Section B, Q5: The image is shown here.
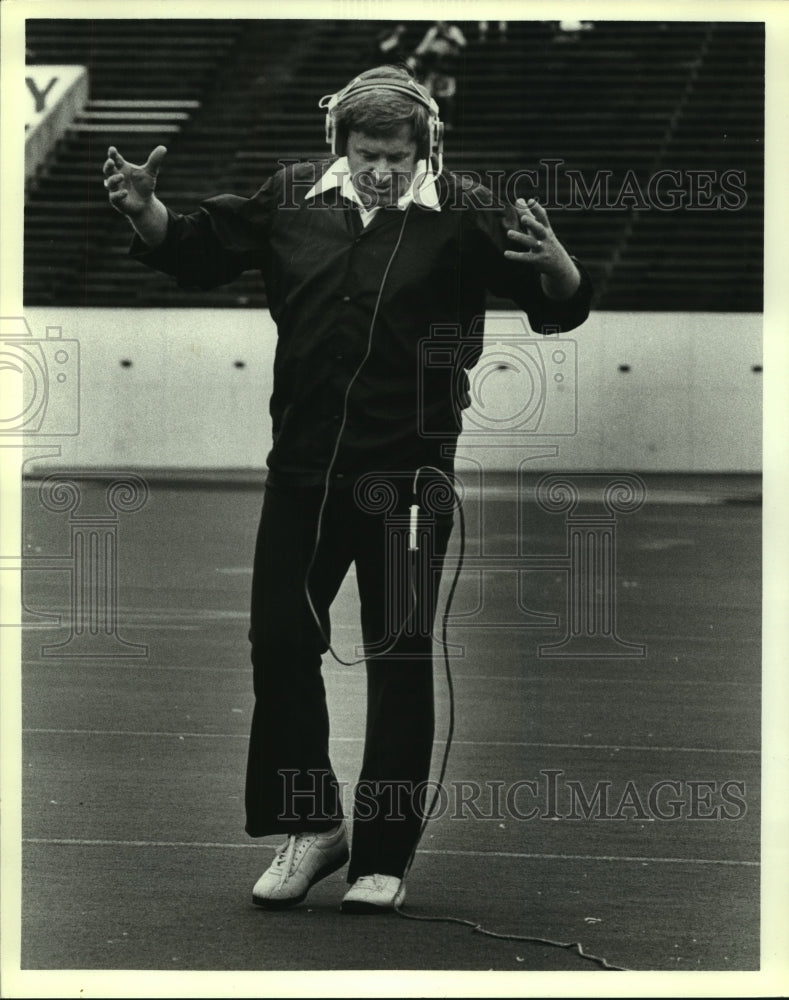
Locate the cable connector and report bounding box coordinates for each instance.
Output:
[408,504,420,551]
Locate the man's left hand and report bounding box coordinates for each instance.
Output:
[504,198,581,299]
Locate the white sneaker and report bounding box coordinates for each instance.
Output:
[252,823,349,909]
[340,874,406,914]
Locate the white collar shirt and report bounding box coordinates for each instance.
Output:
[304,157,441,226]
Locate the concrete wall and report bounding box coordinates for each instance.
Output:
[15,307,762,474]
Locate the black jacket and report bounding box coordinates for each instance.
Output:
[131,161,593,484]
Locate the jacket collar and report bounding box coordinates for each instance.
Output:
[304,157,441,213]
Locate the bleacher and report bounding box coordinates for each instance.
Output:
[24,19,763,311]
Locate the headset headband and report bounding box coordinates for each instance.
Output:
[319,75,444,173]
[319,76,440,117]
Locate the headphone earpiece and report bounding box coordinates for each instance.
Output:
[326,115,346,157]
[431,119,444,167]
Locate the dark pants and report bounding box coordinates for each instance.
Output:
[244,470,454,881]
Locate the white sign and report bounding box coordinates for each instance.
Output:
[24,65,88,179]
[25,65,87,137]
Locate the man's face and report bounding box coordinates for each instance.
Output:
[346,125,419,209]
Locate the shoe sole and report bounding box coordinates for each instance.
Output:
[340,887,406,915]
[252,846,349,910]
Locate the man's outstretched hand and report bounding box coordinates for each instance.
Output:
[102,145,167,217]
[504,197,581,300]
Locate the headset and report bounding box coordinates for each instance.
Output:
[319,73,445,174]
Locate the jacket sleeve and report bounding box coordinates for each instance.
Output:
[461,180,593,334]
[128,171,280,291]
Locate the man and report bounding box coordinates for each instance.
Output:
[409,20,467,129]
[102,64,592,914]
[371,22,410,68]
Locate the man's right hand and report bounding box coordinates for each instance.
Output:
[102,145,167,217]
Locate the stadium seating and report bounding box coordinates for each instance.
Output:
[24,19,763,311]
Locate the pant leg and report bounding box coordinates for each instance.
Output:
[244,479,353,836]
[346,473,455,880]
